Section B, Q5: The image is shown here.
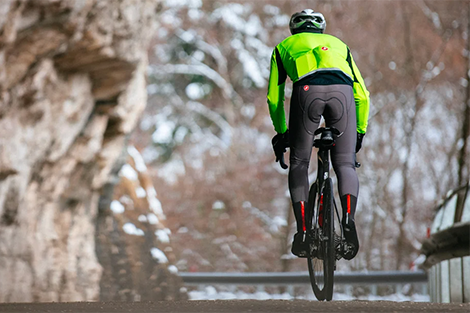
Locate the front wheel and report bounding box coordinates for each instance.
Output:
[307,178,335,301]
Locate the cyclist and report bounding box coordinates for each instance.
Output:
[268,9,370,260]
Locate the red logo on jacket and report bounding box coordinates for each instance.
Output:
[303,85,309,91]
[322,47,328,50]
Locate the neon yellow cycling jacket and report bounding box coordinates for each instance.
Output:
[267,32,370,134]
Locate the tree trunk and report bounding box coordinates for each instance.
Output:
[455,3,470,223]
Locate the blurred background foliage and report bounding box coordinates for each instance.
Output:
[130,0,469,274]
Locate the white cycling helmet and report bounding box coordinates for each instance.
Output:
[289,9,326,34]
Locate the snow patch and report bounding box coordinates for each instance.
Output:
[135,187,147,198]
[168,265,178,274]
[151,247,169,263]
[147,213,159,225]
[186,82,206,100]
[119,164,138,181]
[152,120,176,144]
[155,229,171,243]
[212,200,225,210]
[127,146,147,172]
[148,197,165,218]
[188,286,430,301]
[123,223,145,236]
[110,200,125,214]
[138,215,148,223]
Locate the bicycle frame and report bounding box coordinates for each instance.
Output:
[307,127,342,301]
[311,128,341,232]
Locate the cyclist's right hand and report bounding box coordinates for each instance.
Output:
[272,130,289,169]
[356,132,365,153]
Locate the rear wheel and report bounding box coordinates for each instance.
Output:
[323,178,336,300]
[307,179,335,301]
[306,182,324,300]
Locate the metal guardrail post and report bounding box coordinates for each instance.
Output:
[420,222,470,270]
[419,182,470,303]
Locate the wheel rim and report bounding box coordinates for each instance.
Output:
[307,228,327,300]
[312,257,325,289]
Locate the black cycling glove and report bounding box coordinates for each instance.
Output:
[272,130,290,162]
[356,132,365,153]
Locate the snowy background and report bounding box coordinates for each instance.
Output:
[113,0,469,299]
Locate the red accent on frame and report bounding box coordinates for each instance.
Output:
[301,201,306,232]
[347,194,351,214]
[303,85,309,91]
[319,195,324,227]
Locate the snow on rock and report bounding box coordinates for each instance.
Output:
[119,164,139,181]
[127,145,148,172]
[110,200,125,214]
[168,265,178,274]
[155,229,171,243]
[151,247,169,263]
[135,187,147,198]
[119,195,134,206]
[122,223,145,236]
[147,213,159,225]
[100,125,181,300]
[212,200,225,210]
[147,187,166,219]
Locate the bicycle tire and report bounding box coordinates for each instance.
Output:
[307,181,325,300]
[323,178,335,300]
[307,179,335,301]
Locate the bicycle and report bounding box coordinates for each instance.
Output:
[278,126,359,301]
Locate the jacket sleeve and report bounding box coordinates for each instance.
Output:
[267,47,288,134]
[347,48,370,134]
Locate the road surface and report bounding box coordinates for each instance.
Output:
[0,300,469,313]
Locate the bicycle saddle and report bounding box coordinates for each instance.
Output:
[314,127,341,136]
[314,127,341,147]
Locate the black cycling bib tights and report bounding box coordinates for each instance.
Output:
[288,84,359,204]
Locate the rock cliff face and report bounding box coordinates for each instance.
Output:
[0,0,179,302]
